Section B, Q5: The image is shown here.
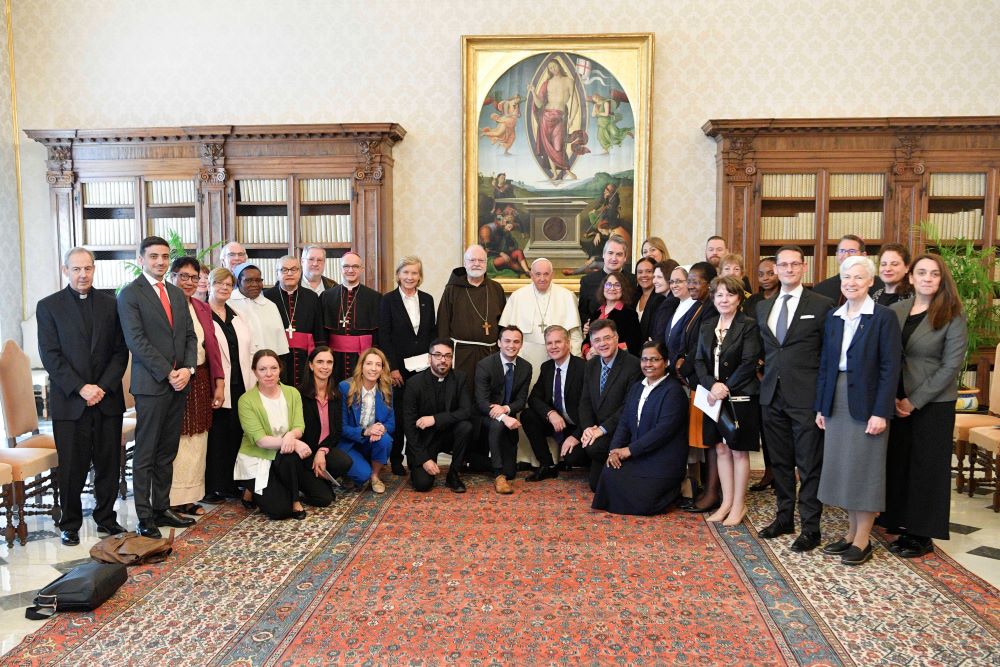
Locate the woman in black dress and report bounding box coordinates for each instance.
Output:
[634,257,665,342]
[299,346,354,489]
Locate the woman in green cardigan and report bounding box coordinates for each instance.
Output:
[236,349,333,520]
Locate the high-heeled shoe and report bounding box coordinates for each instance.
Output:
[722,507,747,527]
[706,507,730,522]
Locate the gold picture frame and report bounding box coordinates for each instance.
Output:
[463,33,654,292]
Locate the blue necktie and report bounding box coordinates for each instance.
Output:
[600,363,610,394]
[775,294,792,345]
[553,366,566,443]
[503,362,514,403]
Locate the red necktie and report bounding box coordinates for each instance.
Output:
[156,282,174,327]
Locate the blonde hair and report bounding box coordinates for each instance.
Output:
[720,253,744,271]
[395,255,423,287]
[641,237,670,260]
[209,267,235,286]
[346,348,393,407]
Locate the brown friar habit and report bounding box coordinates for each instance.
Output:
[321,282,381,381]
[263,284,326,387]
[436,267,506,395]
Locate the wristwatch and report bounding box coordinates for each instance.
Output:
[188,367,196,375]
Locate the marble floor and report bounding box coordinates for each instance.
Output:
[1,453,998,658]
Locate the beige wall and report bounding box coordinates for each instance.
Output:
[11,0,1000,312]
[0,2,21,343]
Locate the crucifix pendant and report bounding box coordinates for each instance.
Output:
[286,325,295,337]
[482,321,491,336]
[539,321,547,332]
[340,316,351,328]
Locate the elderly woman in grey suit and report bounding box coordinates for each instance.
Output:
[814,255,901,566]
[878,253,966,558]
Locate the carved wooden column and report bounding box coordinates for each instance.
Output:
[197,141,227,261]
[719,134,757,281]
[45,143,76,267]
[889,134,925,249]
[353,138,391,289]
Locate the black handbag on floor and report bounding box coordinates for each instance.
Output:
[25,561,128,620]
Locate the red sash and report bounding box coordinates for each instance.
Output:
[287,331,315,355]
[329,334,373,354]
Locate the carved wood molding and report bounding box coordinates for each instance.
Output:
[198,166,227,183]
[354,140,385,184]
[200,142,224,166]
[25,124,406,146]
[46,170,74,187]
[703,116,1000,136]
[721,134,757,182]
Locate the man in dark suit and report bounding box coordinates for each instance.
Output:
[380,259,436,476]
[522,325,587,481]
[475,325,532,494]
[37,248,130,545]
[117,236,198,538]
[756,245,834,552]
[263,255,326,387]
[404,339,474,493]
[577,235,637,326]
[812,235,884,303]
[571,319,643,491]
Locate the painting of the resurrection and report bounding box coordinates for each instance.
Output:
[476,51,636,280]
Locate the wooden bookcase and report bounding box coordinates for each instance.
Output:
[702,117,1000,287]
[25,124,406,290]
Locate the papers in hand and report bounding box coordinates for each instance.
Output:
[318,468,342,487]
[403,354,430,373]
[694,385,722,422]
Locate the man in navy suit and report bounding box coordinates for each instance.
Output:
[475,325,532,494]
[37,248,130,545]
[756,245,834,552]
[521,325,587,481]
[117,236,198,538]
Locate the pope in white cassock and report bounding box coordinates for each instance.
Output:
[499,258,583,384]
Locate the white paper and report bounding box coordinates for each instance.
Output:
[403,354,430,373]
[318,468,342,487]
[694,385,723,423]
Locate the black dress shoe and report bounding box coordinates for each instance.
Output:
[790,532,822,552]
[445,472,467,493]
[841,542,873,566]
[683,498,720,514]
[822,538,851,555]
[291,510,307,521]
[526,466,559,482]
[391,462,407,476]
[60,530,80,546]
[155,508,195,528]
[749,476,774,492]
[137,520,162,539]
[676,497,696,510]
[96,521,127,536]
[888,534,917,554]
[758,521,795,539]
[201,492,227,504]
[897,538,933,559]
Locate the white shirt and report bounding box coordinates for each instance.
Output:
[767,284,804,338]
[229,290,290,355]
[637,375,668,420]
[834,296,875,371]
[670,297,695,330]
[359,386,377,429]
[399,288,420,334]
[551,356,572,422]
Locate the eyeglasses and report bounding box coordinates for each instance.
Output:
[213,282,234,290]
[172,272,199,283]
[342,264,362,271]
[640,356,663,363]
[278,267,301,275]
[604,282,622,290]
[776,262,804,270]
[686,278,705,285]
[241,277,264,285]
[429,352,453,360]
[837,248,862,256]
[668,279,685,286]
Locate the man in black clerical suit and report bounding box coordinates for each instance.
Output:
[756,245,834,553]
[404,339,474,494]
[117,236,198,538]
[577,235,637,326]
[320,251,381,381]
[521,325,587,482]
[811,235,884,304]
[475,325,532,494]
[263,255,326,387]
[37,248,130,546]
[571,319,643,492]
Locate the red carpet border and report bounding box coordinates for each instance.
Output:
[2,473,997,666]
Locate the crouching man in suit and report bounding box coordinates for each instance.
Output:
[475,325,532,494]
[404,339,475,493]
[521,325,587,481]
[37,247,130,545]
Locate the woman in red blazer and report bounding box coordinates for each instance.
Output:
[168,257,225,516]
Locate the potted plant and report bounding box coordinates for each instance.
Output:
[118,230,220,294]
[922,222,1000,411]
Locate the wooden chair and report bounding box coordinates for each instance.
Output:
[953,342,1000,492]
[0,340,61,528]
[0,462,13,547]
[968,426,1000,512]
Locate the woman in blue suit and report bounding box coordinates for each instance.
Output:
[338,347,395,493]
[814,256,901,566]
[592,340,690,515]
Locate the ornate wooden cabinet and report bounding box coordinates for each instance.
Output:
[25,123,406,290]
[703,117,1000,287]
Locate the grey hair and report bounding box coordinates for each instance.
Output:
[395,255,423,286]
[840,255,875,280]
[300,244,326,257]
[63,246,95,266]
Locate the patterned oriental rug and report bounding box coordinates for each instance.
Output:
[3,473,998,666]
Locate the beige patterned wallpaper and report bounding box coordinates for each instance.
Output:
[0,3,21,344]
[10,0,1000,312]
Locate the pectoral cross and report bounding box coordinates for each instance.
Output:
[482,321,491,336]
[285,325,295,337]
[340,316,351,328]
[539,320,547,332]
